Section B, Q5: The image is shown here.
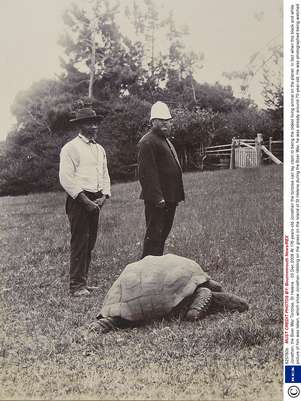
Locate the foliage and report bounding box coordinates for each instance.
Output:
[97,95,151,180]
[225,107,275,141]
[0,79,75,195]
[165,80,253,112]
[171,106,228,148]
[0,1,282,196]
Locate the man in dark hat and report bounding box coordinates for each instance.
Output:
[59,108,111,297]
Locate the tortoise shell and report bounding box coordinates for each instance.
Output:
[99,254,210,321]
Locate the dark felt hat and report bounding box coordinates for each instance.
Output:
[70,108,103,124]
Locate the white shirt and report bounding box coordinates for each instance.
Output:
[59,134,111,199]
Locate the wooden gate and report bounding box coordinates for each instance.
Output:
[235,147,257,168]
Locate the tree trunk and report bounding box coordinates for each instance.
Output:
[151,23,155,76]
[88,27,96,98]
[190,74,197,104]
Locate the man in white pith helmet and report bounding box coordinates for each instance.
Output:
[137,101,185,258]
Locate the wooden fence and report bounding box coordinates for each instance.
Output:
[203,134,283,170]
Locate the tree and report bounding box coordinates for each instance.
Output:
[261,46,283,139]
[0,79,77,195]
[98,95,151,179]
[59,0,136,99]
[169,106,228,170]
[164,11,204,105]
[124,0,168,101]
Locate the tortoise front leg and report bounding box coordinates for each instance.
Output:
[185,287,213,321]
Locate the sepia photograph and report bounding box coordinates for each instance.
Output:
[0,0,283,400]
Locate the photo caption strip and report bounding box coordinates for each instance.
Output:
[284,1,301,400]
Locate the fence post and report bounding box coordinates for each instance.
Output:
[269,136,272,153]
[230,137,236,169]
[255,133,263,167]
[269,137,272,164]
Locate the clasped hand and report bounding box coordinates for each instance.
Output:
[95,197,106,209]
[77,192,106,213]
[85,198,106,213]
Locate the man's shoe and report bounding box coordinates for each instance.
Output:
[86,286,99,292]
[71,288,91,297]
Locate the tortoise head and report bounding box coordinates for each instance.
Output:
[210,292,249,313]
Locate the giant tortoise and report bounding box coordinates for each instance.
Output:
[89,254,249,333]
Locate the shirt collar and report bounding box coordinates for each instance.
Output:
[78,133,96,144]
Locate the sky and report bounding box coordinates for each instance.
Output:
[0,0,282,141]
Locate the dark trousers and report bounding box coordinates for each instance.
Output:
[66,193,100,292]
[142,201,177,258]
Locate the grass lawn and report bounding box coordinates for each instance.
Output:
[0,165,282,400]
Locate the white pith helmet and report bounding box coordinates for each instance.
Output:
[150,101,172,121]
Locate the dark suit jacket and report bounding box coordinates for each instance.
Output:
[137,130,185,203]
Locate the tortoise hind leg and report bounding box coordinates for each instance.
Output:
[89,317,127,334]
[209,292,249,314]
